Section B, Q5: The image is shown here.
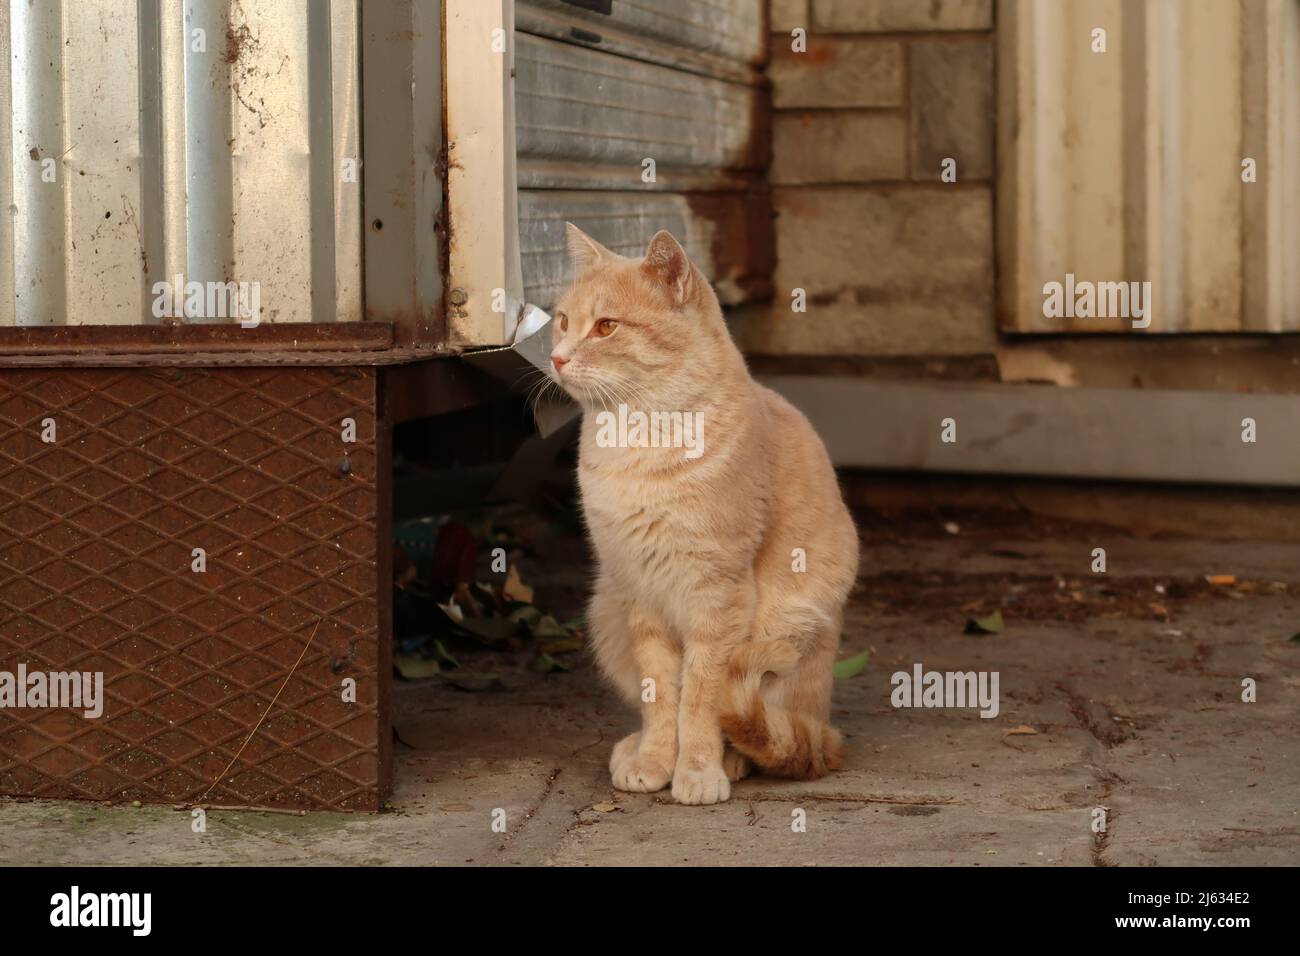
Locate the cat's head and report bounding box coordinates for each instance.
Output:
[549,223,722,408]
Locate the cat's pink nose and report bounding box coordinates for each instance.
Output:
[551,354,568,373]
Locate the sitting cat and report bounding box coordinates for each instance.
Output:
[549,224,859,805]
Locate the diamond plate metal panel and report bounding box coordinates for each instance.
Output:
[0,366,390,811]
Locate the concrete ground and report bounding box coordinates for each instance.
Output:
[3,514,1298,866]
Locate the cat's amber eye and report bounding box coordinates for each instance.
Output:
[556,312,568,333]
[592,318,619,338]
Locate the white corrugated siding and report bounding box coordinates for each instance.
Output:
[998,0,1299,333]
[513,0,771,312]
[0,0,361,327]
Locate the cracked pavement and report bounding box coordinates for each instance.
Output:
[3,522,1298,866]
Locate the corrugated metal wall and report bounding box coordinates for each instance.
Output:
[998,0,1300,333]
[513,0,773,311]
[0,0,361,328]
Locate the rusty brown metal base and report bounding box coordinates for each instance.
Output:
[0,366,392,811]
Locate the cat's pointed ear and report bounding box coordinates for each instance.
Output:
[641,230,694,307]
[565,222,613,271]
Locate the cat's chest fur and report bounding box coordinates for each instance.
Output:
[576,425,749,622]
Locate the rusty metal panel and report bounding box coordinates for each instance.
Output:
[0,0,362,328]
[0,365,390,811]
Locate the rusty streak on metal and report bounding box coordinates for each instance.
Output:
[0,322,395,357]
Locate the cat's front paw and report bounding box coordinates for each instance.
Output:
[671,764,731,805]
[611,752,673,793]
[608,754,670,790]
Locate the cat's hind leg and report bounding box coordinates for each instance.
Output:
[719,635,845,780]
[722,747,753,782]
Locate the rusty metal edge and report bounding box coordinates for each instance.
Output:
[0,322,395,356]
[0,347,462,368]
[376,367,395,808]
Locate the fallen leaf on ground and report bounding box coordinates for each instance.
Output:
[455,615,517,644]
[507,604,542,627]
[442,672,505,692]
[503,565,535,603]
[964,611,1005,635]
[1004,725,1039,736]
[538,635,586,654]
[531,652,569,673]
[395,656,441,679]
[591,802,620,813]
[431,639,460,668]
[532,615,568,640]
[833,648,871,679]
[1205,574,1237,586]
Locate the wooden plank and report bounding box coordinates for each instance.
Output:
[1242,0,1300,331]
[361,0,445,348]
[1181,0,1242,331]
[445,0,520,348]
[763,375,1300,487]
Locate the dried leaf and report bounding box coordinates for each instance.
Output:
[503,565,535,603]
[532,615,568,641]
[456,615,517,644]
[395,655,441,680]
[431,639,460,669]
[1205,574,1237,586]
[538,635,586,654]
[833,648,871,679]
[1004,725,1039,736]
[964,611,1005,635]
[591,802,620,813]
[531,652,569,674]
[443,672,505,692]
[507,604,542,627]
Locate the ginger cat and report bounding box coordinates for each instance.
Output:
[549,224,859,805]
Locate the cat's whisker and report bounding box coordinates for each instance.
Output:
[590,368,650,411]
